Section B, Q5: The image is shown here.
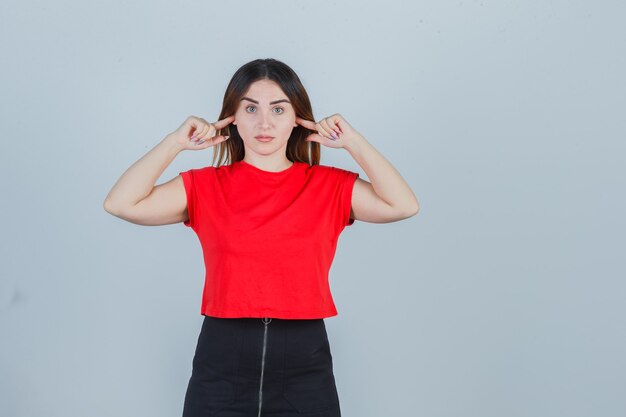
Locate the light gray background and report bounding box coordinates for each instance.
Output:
[1,1,625,416]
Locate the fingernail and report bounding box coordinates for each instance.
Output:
[330,132,339,140]
[224,136,230,139]
[190,135,196,140]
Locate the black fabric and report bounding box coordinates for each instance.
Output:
[182,315,342,417]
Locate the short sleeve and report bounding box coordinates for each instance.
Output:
[179,169,196,228]
[337,168,360,227]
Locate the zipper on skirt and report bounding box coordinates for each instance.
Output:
[258,317,272,417]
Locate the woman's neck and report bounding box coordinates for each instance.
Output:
[241,156,293,173]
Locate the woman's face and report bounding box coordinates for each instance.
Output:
[233,79,298,159]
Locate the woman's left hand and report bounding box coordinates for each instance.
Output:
[296,114,362,149]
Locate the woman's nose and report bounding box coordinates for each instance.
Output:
[257,110,272,128]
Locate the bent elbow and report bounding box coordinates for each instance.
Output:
[404,197,420,216]
[103,198,122,216]
[401,201,420,219]
[389,199,420,222]
[103,198,114,214]
[405,205,420,218]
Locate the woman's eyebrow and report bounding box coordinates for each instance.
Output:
[241,97,291,105]
[270,99,291,105]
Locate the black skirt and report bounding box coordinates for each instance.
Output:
[182,315,342,417]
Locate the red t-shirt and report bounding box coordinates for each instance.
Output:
[179,159,359,319]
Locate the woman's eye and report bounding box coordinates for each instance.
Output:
[273,107,284,114]
[246,106,256,113]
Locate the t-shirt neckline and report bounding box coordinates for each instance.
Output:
[239,160,298,175]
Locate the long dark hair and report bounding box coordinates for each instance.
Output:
[212,58,319,167]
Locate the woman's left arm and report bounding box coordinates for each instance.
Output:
[297,114,420,224]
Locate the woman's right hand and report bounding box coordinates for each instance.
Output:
[169,115,235,151]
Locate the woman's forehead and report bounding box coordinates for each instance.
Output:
[243,79,288,102]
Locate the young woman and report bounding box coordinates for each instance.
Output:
[104,58,419,417]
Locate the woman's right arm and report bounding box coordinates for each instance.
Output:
[103,115,234,226]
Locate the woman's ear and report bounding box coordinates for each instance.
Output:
[232,118,237,126]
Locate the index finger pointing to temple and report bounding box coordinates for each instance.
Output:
[296,117,317,130]
[214,115,236,129]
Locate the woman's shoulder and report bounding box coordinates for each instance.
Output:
[310,162,338,171]
[310,163,356,176]
[179,165,220,183]
[191,163,239,174]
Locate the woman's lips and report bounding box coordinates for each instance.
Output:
[255,135,274,142]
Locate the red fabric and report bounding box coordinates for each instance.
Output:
[179,160,359,319]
